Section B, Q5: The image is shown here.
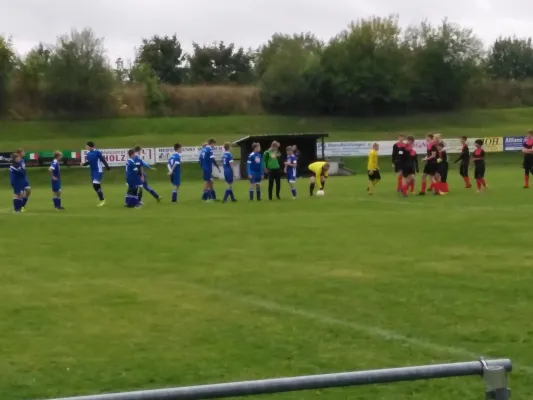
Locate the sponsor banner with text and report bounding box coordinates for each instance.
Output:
[482,137,503,153]
[81,148,156,167]
[504,136,525,151]
[155,146,225,164]
[0,152,12,168]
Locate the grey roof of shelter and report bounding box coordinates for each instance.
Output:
[232,133,328,146]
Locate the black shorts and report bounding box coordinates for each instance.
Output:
[459,162,469,177]
[394,162,403,173]
[402,167,414,178]
[368,170,381,181]
[474,163,485,179]
[423,163,437,176]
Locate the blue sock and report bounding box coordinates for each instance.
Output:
[22,197,28,207]
[125,195,131,207]
[97,189,104,201]
[230,190,235,201]
[138,189,143,202]
[53,198,60,208]
[256,189,261,201]
[249,190,254,200]
[148,186,159,199]
[58,198,62,208]
[211,190,217,200]
[172,190,178,203]
[292,188,297,197]
[223,189,230,202]
[132,195,139,207]
[204,190,212,200]
[13,199,19,211]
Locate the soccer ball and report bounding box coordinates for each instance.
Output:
[316,190,325,197]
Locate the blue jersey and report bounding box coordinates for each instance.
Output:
[247,152,263,175]
[125,158,140,186]
[86,149,106,173]
[222,152,233,173]
[49,159,61,180]
[49,159,61,192]
[10,163,25,189]
[286,155,297,181]
[168,152,181,185]
[200,146,214,172]
[134,154,151,176]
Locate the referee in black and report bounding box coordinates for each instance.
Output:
[264,141,282,200]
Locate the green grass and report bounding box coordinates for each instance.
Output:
[1,165,532,400]
[1,107,533,150]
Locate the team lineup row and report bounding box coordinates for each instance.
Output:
[7,140,331,212]
[367,132,533,196]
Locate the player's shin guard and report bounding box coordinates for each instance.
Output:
[172,190,178,203]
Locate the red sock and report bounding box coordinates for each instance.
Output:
[525,175,529,187]
[421,181,427,193]
[476,179,482,190]
[429,182,435,191]
[397,175,402,190]
[402,184,410,195]
[444,182,449,192]
[463,176,471,187]
[434,182,440,194]
[481,178,487,187]
[409,181,415,192]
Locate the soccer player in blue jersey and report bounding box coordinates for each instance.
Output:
[10,153,26,213]
[284,146,298,199]
[247,142,264,201]
[49,151,65,210]
[15,148,31,210]
[125,149,143,208]
[222,142,236,203]
[200,138,220,201]
[134,145,160,204]
[83,141,110,206]
[167,143,182,203]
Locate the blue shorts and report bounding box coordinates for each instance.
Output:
[23,179,30,189]
[51,181,61,192]
[250,173,262,184]
[170,175,181,186]
[12,185,25,195]
[202,170,213,182]
[91,172,104,184]
[224,170,234,184]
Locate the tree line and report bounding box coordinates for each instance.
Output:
[2,16,533,119]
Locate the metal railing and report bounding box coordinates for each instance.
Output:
[41,358,511,400]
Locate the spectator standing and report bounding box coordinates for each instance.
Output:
[264,141,282,200]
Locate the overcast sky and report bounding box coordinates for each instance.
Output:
[2,0,532,63]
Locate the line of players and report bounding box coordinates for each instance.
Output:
[9,139,331,212]
[368,133,489,196]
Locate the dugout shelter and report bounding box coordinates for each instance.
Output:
[233,133,328,178]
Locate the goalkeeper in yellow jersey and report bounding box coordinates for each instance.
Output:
[367,143,381,194]
[308,161,330,196]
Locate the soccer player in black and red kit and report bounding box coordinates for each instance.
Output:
[392,135,405,192]
[455,136,472,188]
[400,136,418,197]
[436,142,449,194]
[472,139,487,192]
[419,134,439,195]
[522,131,533,188]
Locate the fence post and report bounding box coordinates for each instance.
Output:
[481,358,511,400]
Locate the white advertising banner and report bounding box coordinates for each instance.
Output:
[155,146,225,164]
[81,148,156,166]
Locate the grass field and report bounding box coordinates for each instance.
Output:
[1,164,532,400]
[1,107,533,149]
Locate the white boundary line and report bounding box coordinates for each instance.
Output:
[178,282,532,374]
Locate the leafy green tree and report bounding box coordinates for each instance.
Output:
[130,62,167,113]
[486,36,533,80]
[187,42,254,84]
[0,35,16,114]
[319,16,412,115]
[13,44,51,110]
[135,35,185,84]
[42,29,115,116]
[405,19,484,110]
